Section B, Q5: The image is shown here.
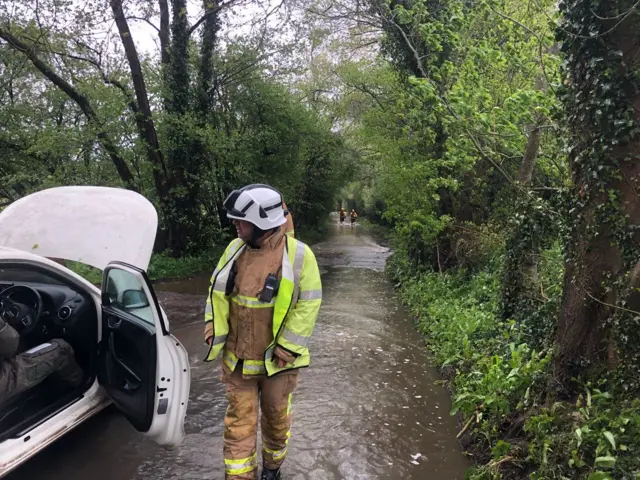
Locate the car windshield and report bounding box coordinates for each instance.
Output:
[0,265,65,285]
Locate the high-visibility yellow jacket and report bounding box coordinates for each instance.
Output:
[204,236,322,376]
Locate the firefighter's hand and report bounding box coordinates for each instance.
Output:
[274,346,296,368]
[205,336,213,346]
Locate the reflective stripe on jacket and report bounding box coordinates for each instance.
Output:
[204,236,322,376]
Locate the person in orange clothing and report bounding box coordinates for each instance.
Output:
[349,208,358,226]
[338,207,346,224]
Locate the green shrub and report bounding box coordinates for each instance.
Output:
[64,246,224,286]
[391,245,640,479]
[147,249,221,281]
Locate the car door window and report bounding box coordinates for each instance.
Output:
[104,268,154,325]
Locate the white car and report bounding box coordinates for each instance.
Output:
[0,186,191,477]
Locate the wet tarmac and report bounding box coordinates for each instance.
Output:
[7,222,468,479]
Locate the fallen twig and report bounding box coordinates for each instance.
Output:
[457,404,484,439]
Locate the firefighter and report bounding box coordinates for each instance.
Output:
[350,209,358,226]
[204,184,322,480]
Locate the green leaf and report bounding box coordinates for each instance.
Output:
[491,440,511,460]
[603,431,616,450]
[587,473,613,480]
[594,456,616,468]
[507,367,520,379]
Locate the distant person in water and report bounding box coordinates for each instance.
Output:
[350,209,358,226]
[339,207,346,225]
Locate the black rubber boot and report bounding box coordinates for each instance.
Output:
[260,468,281,480]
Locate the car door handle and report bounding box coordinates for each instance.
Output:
[108,333,142,386]
[107,316,122,329]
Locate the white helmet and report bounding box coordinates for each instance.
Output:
[223,184,287,230]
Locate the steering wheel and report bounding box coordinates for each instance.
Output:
[0,286,43,336]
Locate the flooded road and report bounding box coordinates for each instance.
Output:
[8,223,468,479]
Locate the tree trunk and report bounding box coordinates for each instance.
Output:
[110,0,168,193]
[160,0,205,255]
[110,0,192,254]
[196,0,220,120]
[169,0,190,115]
[0,27,136,189]
[553,0,640,394]
[518,125,541,184]
[518,76,546,185]
[515,123,542,293]
[500,73,546,322]
[500,143,543,322]
[159,0,170,66]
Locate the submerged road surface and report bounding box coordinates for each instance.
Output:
[8,222,468,479]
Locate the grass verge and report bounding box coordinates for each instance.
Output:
[386,250,640,480]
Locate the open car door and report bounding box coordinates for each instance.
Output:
[98,262,190,448]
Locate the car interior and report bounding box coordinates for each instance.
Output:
[0,263,97,441]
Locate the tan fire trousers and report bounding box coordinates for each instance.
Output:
[224,364,299,479]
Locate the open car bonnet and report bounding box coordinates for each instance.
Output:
[0,186,158,271]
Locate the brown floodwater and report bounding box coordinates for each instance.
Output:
[7,221,468,479]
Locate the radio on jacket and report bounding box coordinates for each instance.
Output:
[259,273,279,303]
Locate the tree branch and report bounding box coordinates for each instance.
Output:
[126,16,161,33]
[189,5,223,35]
[338,76,387,109]
[188,0,238,35]
[386,16,428,78]
[0,27,137,189]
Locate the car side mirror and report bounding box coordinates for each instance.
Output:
[121,289,150,309]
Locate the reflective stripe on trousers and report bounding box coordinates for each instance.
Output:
[225,453,257,476]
